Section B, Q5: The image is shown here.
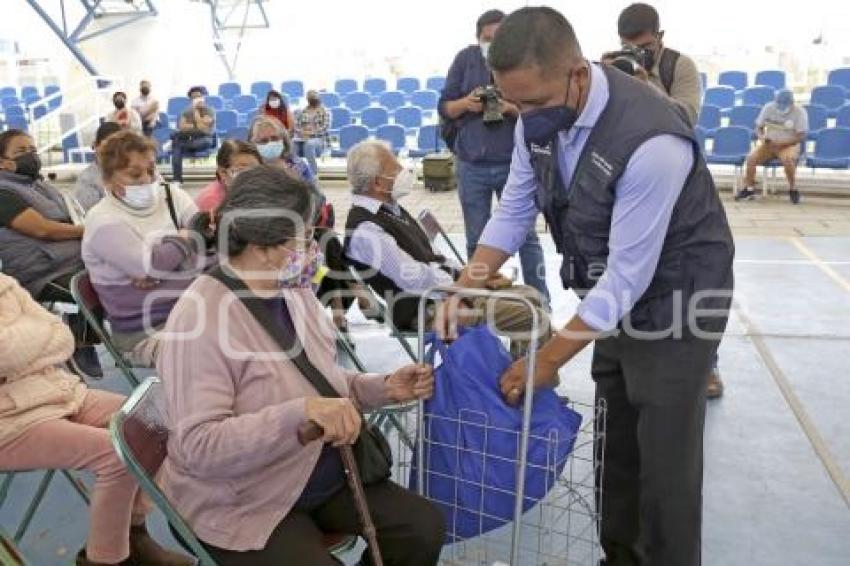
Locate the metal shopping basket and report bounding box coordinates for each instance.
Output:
[380,287,606,566]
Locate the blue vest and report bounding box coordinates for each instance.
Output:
[530,67,734,331]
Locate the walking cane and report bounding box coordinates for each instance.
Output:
[298,422,384,566]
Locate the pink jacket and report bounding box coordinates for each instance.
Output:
[156,274,389,551]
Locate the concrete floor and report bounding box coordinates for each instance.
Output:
[2,190,849,564]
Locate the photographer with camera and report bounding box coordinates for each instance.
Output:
[606,3,702,126]
[438,9,549,303]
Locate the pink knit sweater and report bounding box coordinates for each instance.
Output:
[0,274,87,447]
[156,274,390,551]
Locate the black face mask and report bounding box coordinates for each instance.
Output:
[12,152,42,180]
[114,99,126,110]
[140,87,151,96]
[307,97,320,107]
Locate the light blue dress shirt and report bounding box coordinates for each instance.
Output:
[479,63,695,332]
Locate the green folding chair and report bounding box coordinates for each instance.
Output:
[111,377,356,566]
[0,468,90,545]
[416,209,466,267]
[0,528,25,565]
[70,271,141,388]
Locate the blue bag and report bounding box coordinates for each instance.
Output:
[411,325,583,541]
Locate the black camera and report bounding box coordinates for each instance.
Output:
[607,45,653,76]
[478,85,504,124]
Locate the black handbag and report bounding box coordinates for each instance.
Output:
[207,266,393,485]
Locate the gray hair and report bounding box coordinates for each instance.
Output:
[346,140,391,195]
[249,115,294,157]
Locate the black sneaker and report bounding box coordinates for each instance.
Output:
[69,346,104,379]
[790,189,801,204]
[734,188,756,201]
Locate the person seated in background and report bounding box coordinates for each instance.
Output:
[0,273,193,566]
[107,91,143,135]
[343,141,549,355]
[261,89,294,134]
[171,86,216,184]
[736,89,808,204]
[250,115,319,186]
[131,79,161,137]
[83,131,202,367]
[294,90,331,176]
[195,139,262,214]
[0,129,102,378]
[160,165,444,565]
[74,121,122,212]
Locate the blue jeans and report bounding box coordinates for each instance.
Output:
[456,159,549,303]
[170,134,215,182]
[301,138,326,175]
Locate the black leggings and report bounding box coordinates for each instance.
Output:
[186,481,445,566]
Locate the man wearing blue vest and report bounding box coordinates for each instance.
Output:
[438,7,734,565]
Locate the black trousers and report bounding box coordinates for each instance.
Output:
[593,328,723,566]
[201,481,445,566]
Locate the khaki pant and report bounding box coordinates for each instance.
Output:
[419,284,551,358]
[744,141,800,187]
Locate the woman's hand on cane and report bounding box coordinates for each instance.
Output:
[304,397,361,446]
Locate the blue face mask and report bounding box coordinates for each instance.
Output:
[258,140,284,161]
[521,72,580,147]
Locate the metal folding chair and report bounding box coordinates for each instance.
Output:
[417,209,465,267]
[70,271,141,388]
[111,377,355,566]
[0,468,90,545]
[0,528,25,565]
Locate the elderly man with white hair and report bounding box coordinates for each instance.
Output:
[342,140,549,356]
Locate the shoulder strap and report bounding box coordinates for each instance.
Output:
[162,183,180,230]
[207,266,341,399]
[658,48,680,95]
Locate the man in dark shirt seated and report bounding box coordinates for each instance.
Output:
[0,129,102,377]
[171,86,217,183]
[342,140,549,356]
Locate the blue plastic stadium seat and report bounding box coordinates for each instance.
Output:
[697,104,722,135]
[0,86,16,98]
[329,106,353,135]
[231,94,259,114]
[167,96,191,120]
[410,90,438,113]
[826,67,850,95]
[281,80,304,104]
[250,81,274,101]
[803,104,828,140]
[741,86,775,107]
[7,116,28,132]
[225,126,249,141]
[728,105,762,136]
[20,86,39,100]
[360,106,390,131]
[343,91,371,113]
[376,124,406,154]
[334,79,358,96]
[396,77,420,95]
[409,124,446,157]
[319,92,342,109]
[393,106,423,133]
[378,91,406,111]
[705,126,751,166]
[806,127,850,169]
[364,78,387,98]
[151,128,173,161]
[205,95,224,111]
[693,125,707,155]
[703,87,735,113]
[1,96,21,110]
[810,85,846,117]
[426,76,446,92]
[331,124,369,157]
[718,70,748,92]
[835,105,850,128]
[218,82,241,100]
[215,110,238,135]
[4,105,26,120]
[699,72,707,92]
[754,70,786,91]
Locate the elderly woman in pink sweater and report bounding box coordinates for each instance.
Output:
[157,165,445,565]
[0,273,191,566]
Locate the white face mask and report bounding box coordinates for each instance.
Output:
[268,98,281,109]
[480,41,491,60]
[388,168,415,200]
[122,182,157,210]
